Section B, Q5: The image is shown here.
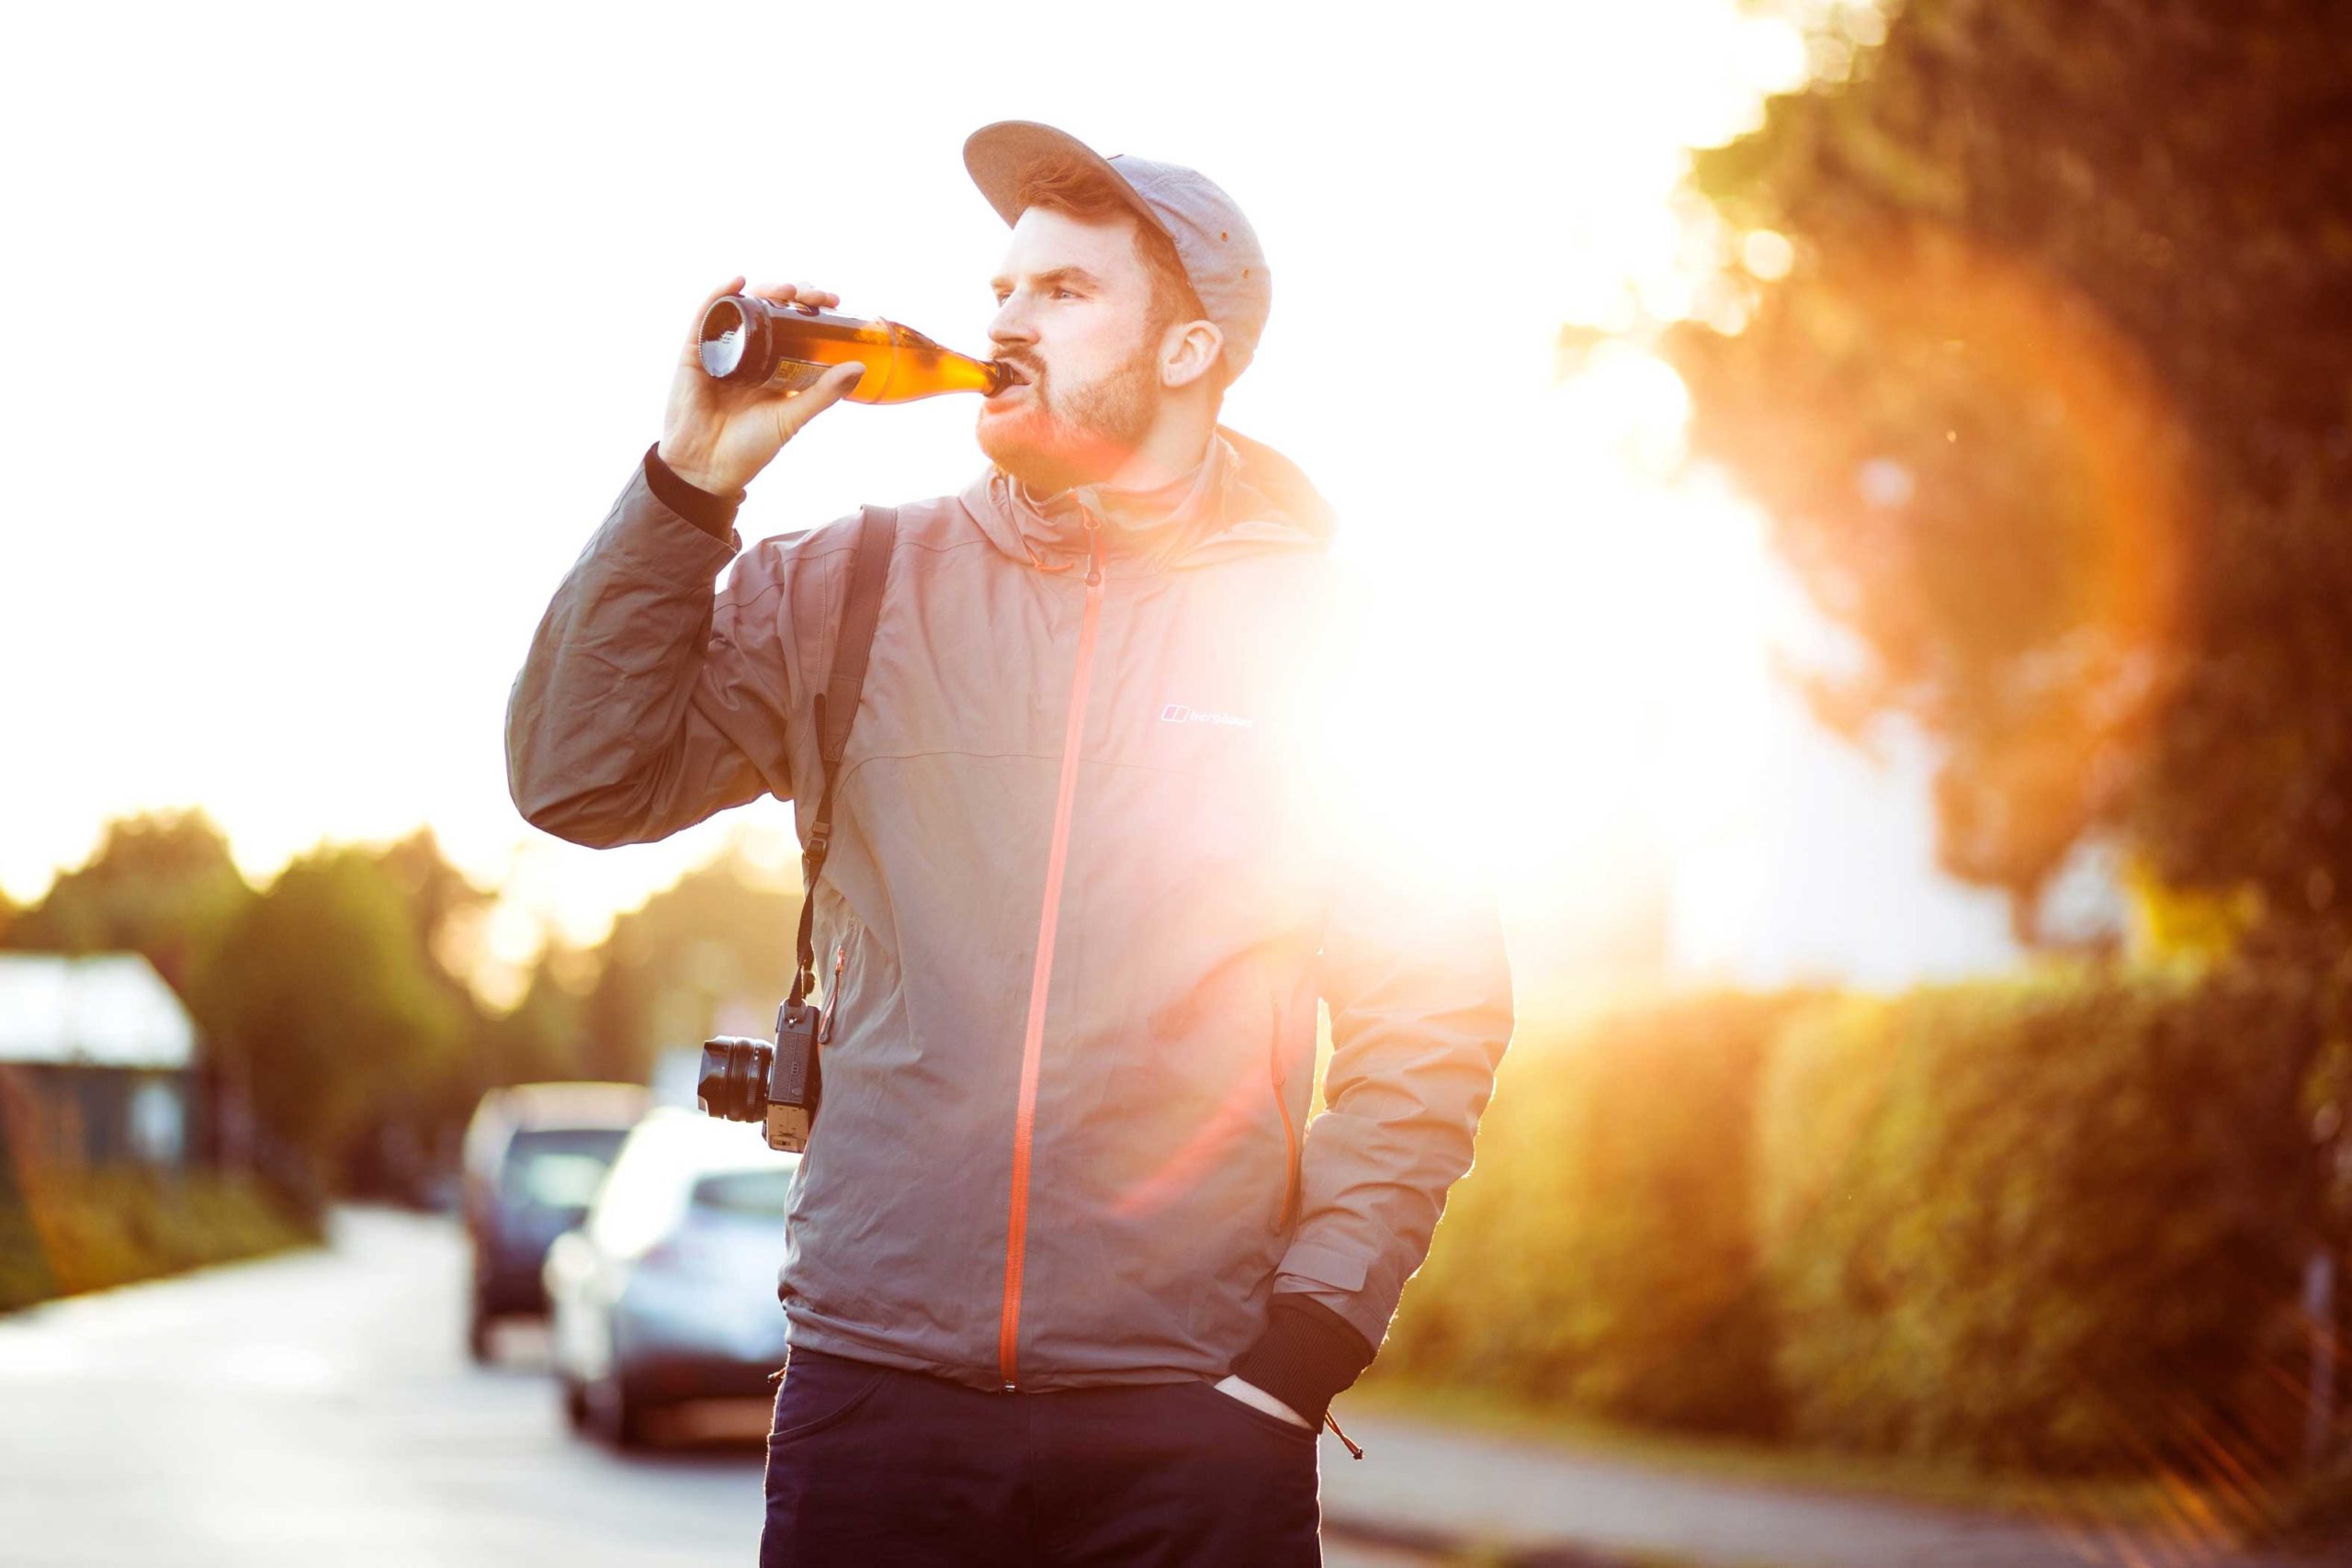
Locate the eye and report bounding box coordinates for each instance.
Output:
[1052,288,1078,299]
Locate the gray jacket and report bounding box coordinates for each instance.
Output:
[505,427,1513,1414]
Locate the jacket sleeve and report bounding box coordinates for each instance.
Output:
[1234,592,1516,1426]
[504,452,806,848]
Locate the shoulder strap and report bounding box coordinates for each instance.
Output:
[789,504,899,1007]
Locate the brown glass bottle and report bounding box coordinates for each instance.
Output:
[697,295,1011,402]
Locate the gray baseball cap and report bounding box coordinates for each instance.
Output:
[963,120,1272,384]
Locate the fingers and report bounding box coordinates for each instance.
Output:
[775,361,868,438]
[749,280,841,316]
[690,275,747,332]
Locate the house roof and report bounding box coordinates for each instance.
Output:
[0,953,197,1070]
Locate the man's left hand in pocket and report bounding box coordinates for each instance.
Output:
[1211,1372,1314,1428]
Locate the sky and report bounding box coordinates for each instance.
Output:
[0,0,2015,1006]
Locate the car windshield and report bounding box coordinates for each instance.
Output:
[501,1127,630,1211]
[689,1168,796,1217]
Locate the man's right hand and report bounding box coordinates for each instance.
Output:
[657,276,867,496]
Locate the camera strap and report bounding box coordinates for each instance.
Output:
[788,503,900,1010]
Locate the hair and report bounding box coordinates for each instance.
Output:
[1012,154,1227,403]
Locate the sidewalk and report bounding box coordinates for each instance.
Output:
[1316,1408,2317,1568]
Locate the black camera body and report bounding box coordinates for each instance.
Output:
[697,1000,822,1153]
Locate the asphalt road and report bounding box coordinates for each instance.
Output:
[0,1207,1433,1568]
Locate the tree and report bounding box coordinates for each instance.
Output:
[479,951,592,1089]
[582,854,798,1084]
[1665,0,2352,937]
[371,826,492,978]
[191,847,468,1186]
[6,809,255,1002]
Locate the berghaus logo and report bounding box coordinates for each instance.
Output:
[1159,704,1253,728]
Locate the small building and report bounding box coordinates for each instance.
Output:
[0,953,198,1168]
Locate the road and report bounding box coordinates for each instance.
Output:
[0,1207,1434,1567]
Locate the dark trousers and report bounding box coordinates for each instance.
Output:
[761,1348,1324,1567]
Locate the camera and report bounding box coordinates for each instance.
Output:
[697,999,822,1153]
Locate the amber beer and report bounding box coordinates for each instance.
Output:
[697,295,1011,402]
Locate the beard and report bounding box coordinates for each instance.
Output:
[975,336,1159,495]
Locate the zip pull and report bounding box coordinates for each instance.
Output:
[818,941,846,1043]
[1082,513,1102,588]
[1325,1409,1363,1459]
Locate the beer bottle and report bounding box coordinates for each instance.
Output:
[697,295,1011,402]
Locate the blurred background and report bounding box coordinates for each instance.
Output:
[3,0,2348,1562]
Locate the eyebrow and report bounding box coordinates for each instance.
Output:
[989,265,1105,295]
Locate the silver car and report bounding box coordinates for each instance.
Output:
[543,1108,799,1448]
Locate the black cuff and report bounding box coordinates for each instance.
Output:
[1231,1293,1376,1427]
[643,442,744,542]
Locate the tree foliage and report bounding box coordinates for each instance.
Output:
[9,809,797,1190]
[1758,963,2321,1475]
[581,857,797,1083]
[190,847,469,1185]
[4,808,255,1006]
[1667,0,2352,934]
[1379,989,1814,1437]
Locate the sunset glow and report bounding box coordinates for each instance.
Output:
[1,1,1836,1007]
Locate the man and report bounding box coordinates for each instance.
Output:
[506,120,1513,1566]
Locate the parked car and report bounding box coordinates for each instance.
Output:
[544,1107,799,1448]
[460,1081,651,1361]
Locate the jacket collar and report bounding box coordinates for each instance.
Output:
[960,425,1336,575]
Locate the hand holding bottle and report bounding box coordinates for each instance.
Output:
[658,277,866,496]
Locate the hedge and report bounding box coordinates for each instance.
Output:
[1375,988,1815,1437]
[1755,961,2322,1473]
[0,1167,322,1313]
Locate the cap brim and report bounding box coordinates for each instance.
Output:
[963,119,1174,242]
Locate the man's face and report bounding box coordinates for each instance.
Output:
[977,204,1167,494]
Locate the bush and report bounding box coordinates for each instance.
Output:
[1755,961,2321,1474]
[1376,989,1816,1438]
[0,1167,322,1313]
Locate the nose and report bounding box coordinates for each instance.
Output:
[989,291,1037,359]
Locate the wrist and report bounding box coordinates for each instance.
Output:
[652,438,738,498]
[642,442,744,543]
[1232,1293,1377,1428]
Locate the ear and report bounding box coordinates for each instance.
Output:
[1159,318,1226,395]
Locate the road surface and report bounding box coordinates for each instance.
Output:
[0,1207,1433,1567]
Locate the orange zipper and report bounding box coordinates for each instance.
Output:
[998,513,1105,1391]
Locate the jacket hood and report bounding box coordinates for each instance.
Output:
[960,424,1336,575]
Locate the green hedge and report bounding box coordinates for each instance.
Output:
[0,1167,322,1313]
[1755,962,2321,1473]
[1376,988,1815,1437]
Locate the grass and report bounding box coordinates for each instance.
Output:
[0,1166,322,1312]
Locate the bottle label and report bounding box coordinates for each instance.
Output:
[770,357,834,394]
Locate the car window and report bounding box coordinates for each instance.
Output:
[690,1168,796,1216]
[500,1127,629,1211]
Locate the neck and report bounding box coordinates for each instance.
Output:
[1098,401,1216,492]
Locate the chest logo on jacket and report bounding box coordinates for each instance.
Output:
[1159,704,1254,728]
